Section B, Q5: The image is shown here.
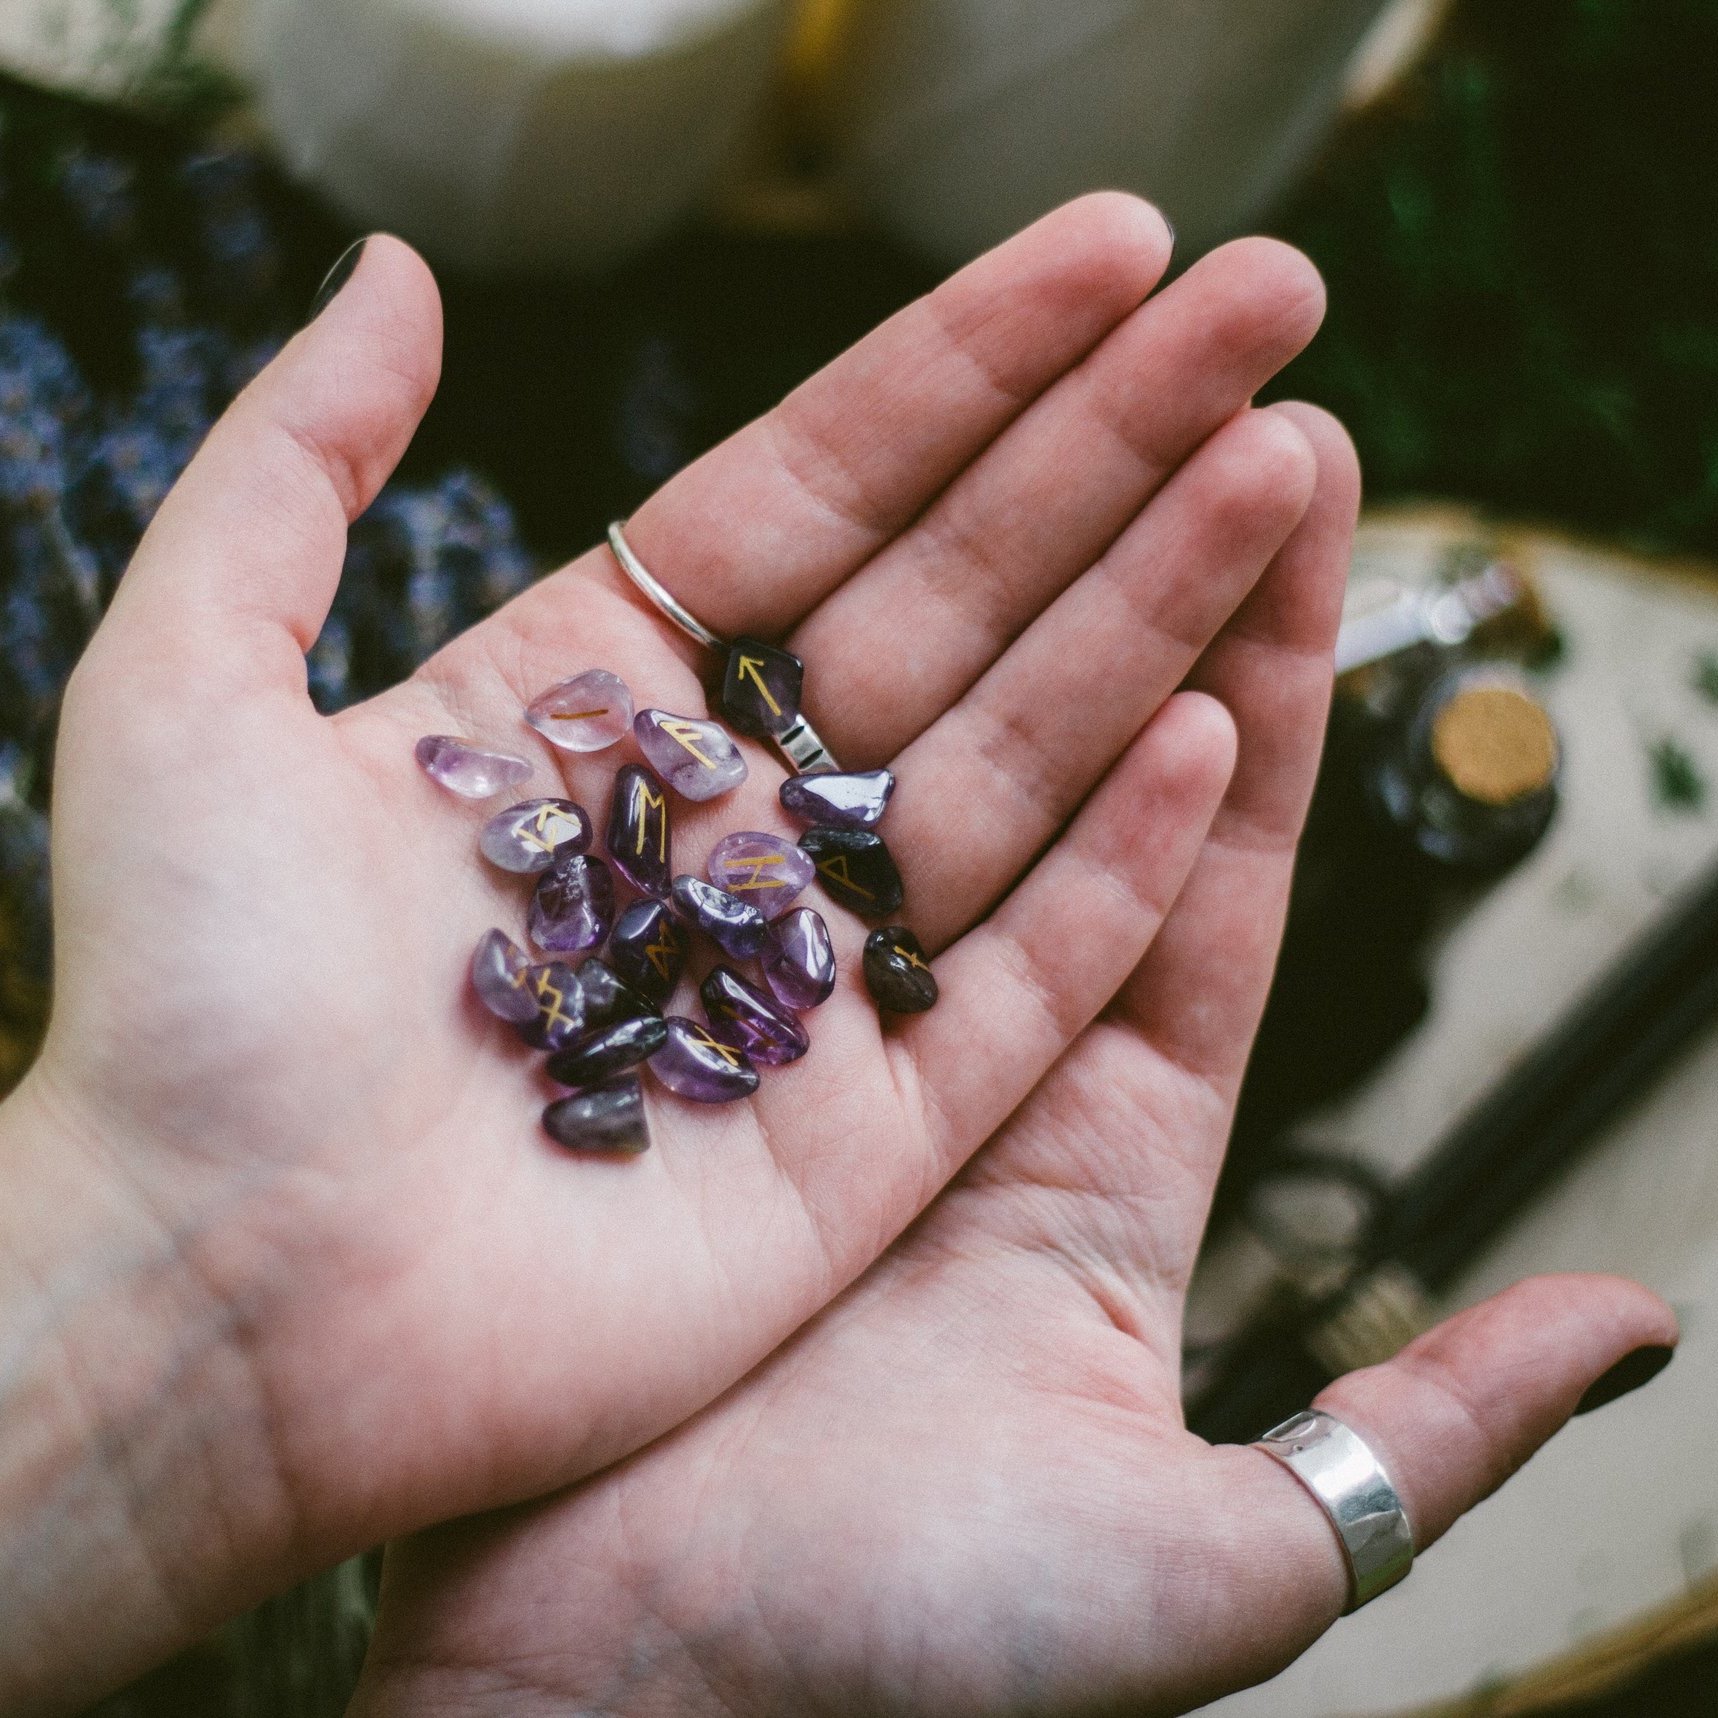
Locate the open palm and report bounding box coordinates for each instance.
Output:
[351,392,1675,1718]
[13,196,1369,1700]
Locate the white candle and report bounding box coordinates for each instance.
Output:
[247,0,791,272]
[822,0,1394,265]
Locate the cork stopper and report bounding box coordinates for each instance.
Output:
[1430,684,1558,806]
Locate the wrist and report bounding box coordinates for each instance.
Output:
[0,1060,295,1713]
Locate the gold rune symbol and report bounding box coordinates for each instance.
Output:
[533,969,574,1035]
[550,708,608,721]
[521,803,578,855]
[644,924,680,982]
[632,778,669,861]
[687,1026,743,1068]
[898,945,932,974]
[725,852,786,892]
[660,719,718,769]
[816,854,874,899]
[736,656,782,718]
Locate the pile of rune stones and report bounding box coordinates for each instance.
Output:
[417,636,938,1156]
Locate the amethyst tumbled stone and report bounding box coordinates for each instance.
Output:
[706,831,814,921]
[529,853,615,954]
[701,965,810,1067]
[542,1078,651,1155]
[650,1017,761,1103]
[609,900,687,1004]
[546,1015,670,1088]
[416,735,532,800]
[607,764,673,900]
[470,927,538,1024]
[670,874,770,961]
[862,927,939,1015]
[525,669,633,753]
[575,958,661,1031]
[479,798,592,873]
[761,907,837,1011]
[800,827,904,919]
[634,709,747,801]
[516,960,587,1050]
[779,768,895,832]
[719,637,803,740]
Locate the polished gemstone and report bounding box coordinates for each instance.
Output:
[634,709,747,801]
[670,874,769,961]
[719,636,803,740]
[706,831,815,921]
[416,734,532,799]
[863,926,938,1014]
[606,764,673,899]
[516,960,586,1050]
[470,927,538,1024]
[761,907,837,1011]
[701,965,810,1066]
[649,1016,760,1103]
[575,958,661,1030]
[608,900,687,1004]
[525,669,634,753]
[779,768,895,831]
[479,798,592,873]
[800,828,904,918]
[546,1015,670,1088]
[541,1078,651,1155]
[528,853,615,953]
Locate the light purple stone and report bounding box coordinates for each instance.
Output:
[779,768,895,831]
[706,831,815,921]
[761,907,837,1011]
[479,798,592,873]
[701,965,809,1066]
[517,960,586,1051]
[649,1017,760,1104]
[669,874,769,962]
[528,853,615,954]
[416,734,532,800]
[634,709,748,802]
[471,927,538,1024]
[526,670,634,753]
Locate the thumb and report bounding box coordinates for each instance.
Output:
[89,234,442,707]
[1201,1273,1677,1679]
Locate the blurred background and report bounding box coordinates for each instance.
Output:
[2,2,1716,1713]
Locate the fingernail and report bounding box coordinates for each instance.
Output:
[307,238,366,324]
[1573,1344,1675,1416]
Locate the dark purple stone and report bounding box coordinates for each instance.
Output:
[606,764,673,900]
[670,874,770,961]
[609,899,687,1004]
[528,853,615,954]
[516,960,587,1050]
[719,636,803,740]
[862,927,938,1014]
[479,797,592,873]
[542,1078,651,1155]
[649,1017,760,1103]
[575,958,661,1031]
[701,965,810,1067]
[470,927,539,1024]
[761,908,837,1011]
[546,1015,670,1088]
[779,769,895,832]
[800,828,904,919]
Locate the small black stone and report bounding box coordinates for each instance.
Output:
[800,827,904,919]
[575,958,662,1031]
[720,636,803,739]
[547,1015,670,1088]
[542,1078,651,1155]
[609,899,687,1004]
[863,927,939,1015]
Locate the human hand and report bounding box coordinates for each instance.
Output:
[351,407,1678,1718]
[0,197,1346,1710]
